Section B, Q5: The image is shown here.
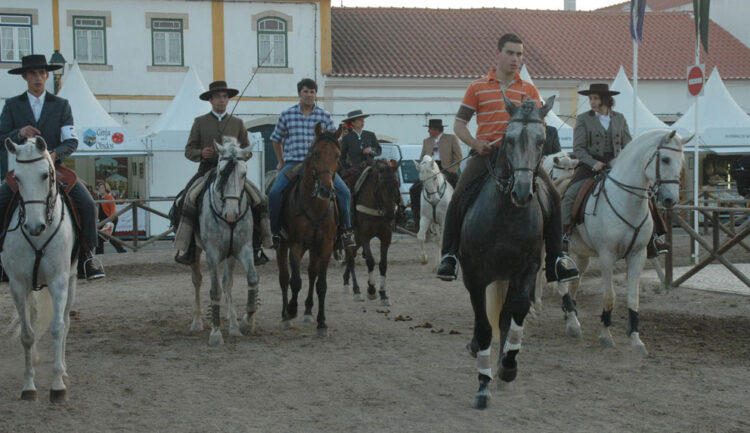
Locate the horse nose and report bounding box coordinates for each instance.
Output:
[225,212,237,223]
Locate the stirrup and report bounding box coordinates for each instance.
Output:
[82,255,106,280]
[553,255,579,283]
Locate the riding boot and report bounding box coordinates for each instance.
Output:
[175,237,197,265]
[254,247,270,265]
[81,249,106,280]
[436,202,460,281]
[254,203,274,249]
[341,228,356,249]
[647,233,669,259]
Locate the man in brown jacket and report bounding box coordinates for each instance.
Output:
[174,81,271,264]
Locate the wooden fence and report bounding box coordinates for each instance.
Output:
[95,197,175,252]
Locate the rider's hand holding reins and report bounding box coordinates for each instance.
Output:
[201,147,215,159]
[19,125,41,138]
[592,161,607,171]
[472,139,493,156]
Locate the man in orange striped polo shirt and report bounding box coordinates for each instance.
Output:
[436,33,579,284]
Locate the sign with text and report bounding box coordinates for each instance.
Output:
[687,64,705,97]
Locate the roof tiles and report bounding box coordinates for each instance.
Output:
[330,7,750,80]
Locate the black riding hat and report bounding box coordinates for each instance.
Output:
[8,54,63,75]
[200,80,240,101]
[578,83,620,97]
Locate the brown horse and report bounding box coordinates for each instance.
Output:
[342,159,402,306]
[277,123,342,336]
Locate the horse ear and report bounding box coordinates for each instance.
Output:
[214,138,225,154]
[668,130,677,140]
[553,156,560,164]
[539,95,556,119]
[683,133,695,145]
[4,137,17,154]
[239,146,253,160]
[35,135,47,152]
[314,122,323,138]
[503,94,518,117]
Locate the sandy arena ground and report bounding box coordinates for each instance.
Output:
[1,236,749,433]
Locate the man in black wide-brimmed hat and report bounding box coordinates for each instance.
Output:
[339,109,381,170]
[0,54,105,280]
[173,80,272,265]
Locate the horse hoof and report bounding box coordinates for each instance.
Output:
[466,342,478,358]
[239,319,255,336]
[499,366,517,383]
[208,332,224,346]
[303,314,314,324]
[599,335,615,348]
[353,293,362,302]
[189,320,203,333]
[380,298,390,307]
[49,389,67,403]
[229,327,242,337]
[474,394,489,410]
[565,315,582,338]
[632,344,648,357]
[281,320,292,329]
[317,327,329,338]
[367,292,377,301]
[20,390,37,401]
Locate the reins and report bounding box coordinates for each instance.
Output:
[207,163,251,260]
[421,167,447,221]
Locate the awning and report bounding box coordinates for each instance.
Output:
[71,151,151,157]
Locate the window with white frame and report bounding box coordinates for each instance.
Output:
[257,17,287,68]
[0,14,32,62]
[151,18,183,66]
[73,16,106,64]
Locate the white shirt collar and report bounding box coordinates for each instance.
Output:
[434,133,442,143]
[212,110,227,121]
[27,91,46,104]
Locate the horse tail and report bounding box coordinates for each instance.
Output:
[3,288,53,341]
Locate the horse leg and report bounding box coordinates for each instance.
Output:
[378,235,391,307]
[626,250,649,356]
[11,285,37,400]
[497,275,533,386]
[314,255,330,337]
[278,242,291,326]
[189,247,203,332]
[62,272,77,379]
[529,250,545,318]
[205,254,224,346]
[363,241,377,300]
[304,256,317,324]
[417,214,430,264]
[558,254,587,339]
[346,246,362,301]
[239,244,259,336]
[286,245,304,322]
[598,253,617,349]
[223,259,241,337]
[46,275,69,402]
[467,283,493,410]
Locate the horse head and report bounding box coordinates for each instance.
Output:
[418,155,440,182]
[372,159,401,216]
[644,130,689,209]
[214,136,251,223]
[497,95,555,207]
[4,136,56,236]
[546,151,577,182]
[305,123,342,200]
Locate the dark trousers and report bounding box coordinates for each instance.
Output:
[440,154,564,267]
[409,168,458,224]
[0,180,98,251]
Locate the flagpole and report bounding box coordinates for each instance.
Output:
[633,40,638,136]
[693,23,701,265]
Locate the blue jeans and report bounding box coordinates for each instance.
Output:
[269,162,351,233]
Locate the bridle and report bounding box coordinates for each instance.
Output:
[12,152,67,289]
[310,167,336,199]
[208,155,250,260]
[492,117,544,195]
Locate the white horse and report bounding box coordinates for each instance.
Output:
[417,155,453,266]
[3,136,76,402]
[189,137,259,346]
[559,130,688,355]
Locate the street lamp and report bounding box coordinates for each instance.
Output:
[49,50,66,94]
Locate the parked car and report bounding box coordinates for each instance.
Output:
[377,143,422,214]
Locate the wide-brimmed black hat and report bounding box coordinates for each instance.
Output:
[342,109,369,123]
[199,80,239,101]
[8,54,63,75]
[578,83,620,97]
[424,119,446,129]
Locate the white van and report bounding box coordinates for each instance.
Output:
[378,143,422,211]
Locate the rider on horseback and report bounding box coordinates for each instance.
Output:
[0,55,105,280]
[268,78,355,249]
[435,34,579,283]
[174,81,272,264]
[560,83,668,258]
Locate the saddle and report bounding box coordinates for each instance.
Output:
[570,177,600,226]
[1,165,83,250]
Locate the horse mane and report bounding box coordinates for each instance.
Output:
[216,156,237,193]
[610,129,671,170]
[310,130,341,152]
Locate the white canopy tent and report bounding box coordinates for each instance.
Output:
[58,62,145,156]
[672,67,750,154]
[520,65,574,151]
[610,66,669,137]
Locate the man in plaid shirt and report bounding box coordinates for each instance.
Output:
[269,78,355,248]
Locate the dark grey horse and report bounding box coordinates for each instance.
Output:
[459,96,555,409]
